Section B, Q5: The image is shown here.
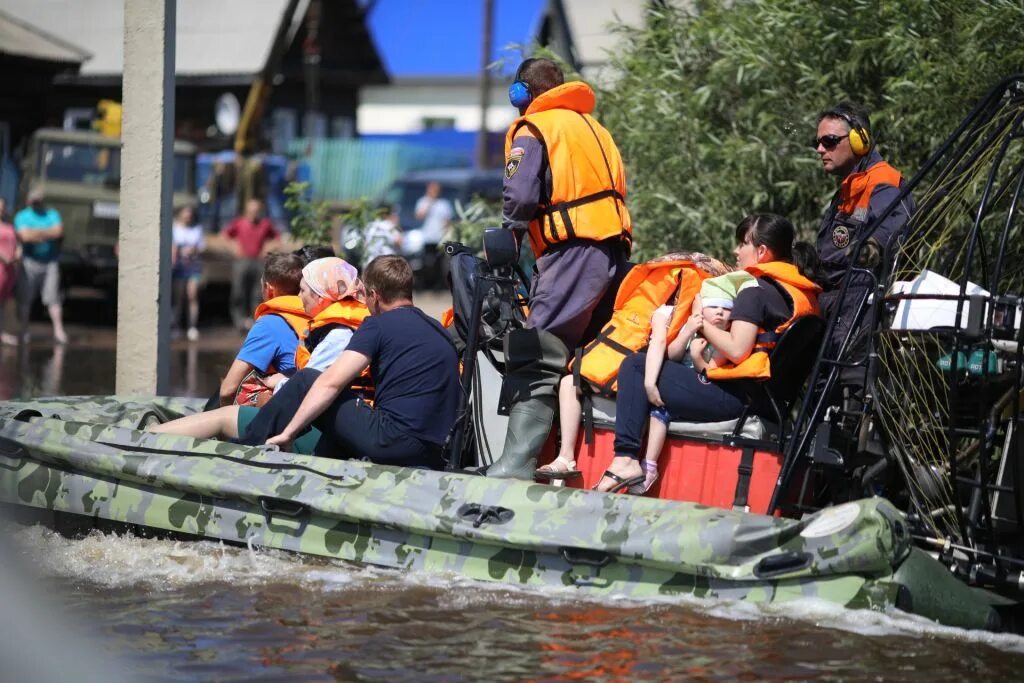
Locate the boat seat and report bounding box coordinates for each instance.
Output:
[587,396,765,440]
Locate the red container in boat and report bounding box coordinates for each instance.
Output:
[538,426,784,515]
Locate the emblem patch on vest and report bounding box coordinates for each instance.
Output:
[832,225,851,249]
[505,147,524,179]
[697,370,711,385]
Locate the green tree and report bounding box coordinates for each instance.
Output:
[597,0,1024,260]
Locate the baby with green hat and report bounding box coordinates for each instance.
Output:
[638,269,758,493]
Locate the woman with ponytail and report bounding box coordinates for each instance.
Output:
[595,214,822,493]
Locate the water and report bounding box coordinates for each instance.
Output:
[7,526,1024,681]
[3,318,1024,680]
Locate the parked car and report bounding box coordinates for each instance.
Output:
[377,167,504,288]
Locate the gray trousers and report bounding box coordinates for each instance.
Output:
[527,240,627,352]
[230,258,263,327]
[17,257,62,323]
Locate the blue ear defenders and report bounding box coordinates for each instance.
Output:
[509,60,534,109]
[509,80,533,109]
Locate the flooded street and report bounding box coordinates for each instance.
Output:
[3,293,1024,681]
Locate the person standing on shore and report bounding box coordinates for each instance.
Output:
[0,198,20,346]
[172,205,205,341]
[14,187,67,345]
[224,198,279,332]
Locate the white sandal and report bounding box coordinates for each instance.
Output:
[535,455,581,480]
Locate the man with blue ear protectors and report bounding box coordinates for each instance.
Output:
[486,57,632,479]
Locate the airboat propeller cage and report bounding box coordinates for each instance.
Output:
[483,228,518,268]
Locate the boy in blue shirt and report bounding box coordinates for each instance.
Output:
[216,252,307,406]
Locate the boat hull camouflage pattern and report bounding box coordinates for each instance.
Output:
[0,396,999,630]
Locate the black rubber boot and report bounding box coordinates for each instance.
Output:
[486,395,556,479]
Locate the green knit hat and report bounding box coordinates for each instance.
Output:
[699,271,757,309]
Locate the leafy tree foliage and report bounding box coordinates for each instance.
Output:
[597,0,1024,260]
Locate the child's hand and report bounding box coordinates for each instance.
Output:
[645,382,664,408]
[690,337,708,357]
[681,312,703,336]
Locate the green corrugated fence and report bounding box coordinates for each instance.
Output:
[290,138,470,202]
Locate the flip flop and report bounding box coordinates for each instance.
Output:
[535,455,581,480]
[593,470,645,494]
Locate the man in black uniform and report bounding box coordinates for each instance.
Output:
[814,101,914,359]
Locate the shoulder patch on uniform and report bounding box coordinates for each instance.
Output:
[509,146,525,158]
[505,156,521,179]
[832,224,851,249]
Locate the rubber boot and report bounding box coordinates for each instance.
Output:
[486,395,556,479]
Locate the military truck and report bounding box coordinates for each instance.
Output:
[19,128,198,295]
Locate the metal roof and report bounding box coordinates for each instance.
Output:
[560,0,646,72]
[0,7,89,63]
[0,0,302,77]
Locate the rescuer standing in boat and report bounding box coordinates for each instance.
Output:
[814,101,914,358]
[486,58,632,479]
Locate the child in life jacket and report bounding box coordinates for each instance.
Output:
[638,271,757,493]
[153,256,369,453]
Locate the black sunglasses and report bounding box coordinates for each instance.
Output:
[813,134,846,150]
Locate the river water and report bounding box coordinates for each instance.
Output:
[3,321,1024,680]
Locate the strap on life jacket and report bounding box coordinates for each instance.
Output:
[705,263,820,382]
[575,261,706,396]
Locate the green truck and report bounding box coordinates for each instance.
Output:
[19,128,198,295]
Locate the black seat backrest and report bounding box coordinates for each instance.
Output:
[763,315,826,405]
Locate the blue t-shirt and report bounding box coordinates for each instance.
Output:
[236,314,299,374]
[14,207,62,262]
[346,306,459,445]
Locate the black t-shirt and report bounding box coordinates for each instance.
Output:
[346,307,460,445]
[729,277,794,330]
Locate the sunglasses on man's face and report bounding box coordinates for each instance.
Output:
[813,134,847,151]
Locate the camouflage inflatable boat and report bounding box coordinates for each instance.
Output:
[0,396,1000,631]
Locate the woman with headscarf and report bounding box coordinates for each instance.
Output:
[151,257,370,452]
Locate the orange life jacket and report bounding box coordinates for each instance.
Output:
[253,295,309,339]
[504,82,631,259]
[576,260,710,395]
[837,160,903,216]
[294,299,371,369]
[440,307,455,329]
[706,262,821,381]
[234,296,310,406]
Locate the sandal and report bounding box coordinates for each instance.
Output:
[592,469,645,494]
[631,460,660,495]
[535,455,581,480]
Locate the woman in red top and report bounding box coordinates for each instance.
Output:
[0,198,21,346]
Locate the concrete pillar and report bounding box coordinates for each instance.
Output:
[116,0,176,395]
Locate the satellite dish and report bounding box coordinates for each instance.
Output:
[214,93,241,136]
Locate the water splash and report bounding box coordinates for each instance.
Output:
[10,524,1024,654]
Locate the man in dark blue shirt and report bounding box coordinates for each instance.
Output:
[252,255,459,469]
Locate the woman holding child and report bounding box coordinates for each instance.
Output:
[594,213,822,493]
